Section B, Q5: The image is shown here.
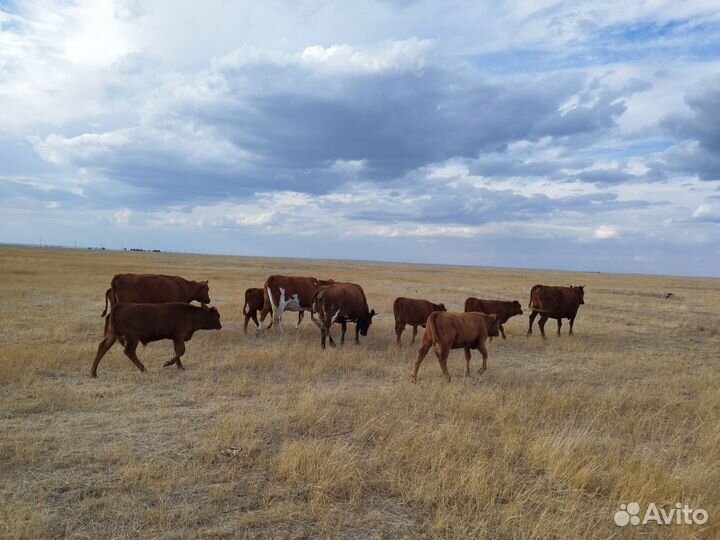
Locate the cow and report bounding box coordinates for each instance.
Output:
[258,276,334,332]
[91,303,222,377]
[311,282,376,349]
[101,273,211,317]
[527,284,585,339]
[393,297,446,345]
[464,298,523,339]
[412,311,499,383]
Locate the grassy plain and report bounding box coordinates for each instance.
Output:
[0,246,718,539]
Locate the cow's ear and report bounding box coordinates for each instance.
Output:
[203,280,208,285]
[370,309,376,317]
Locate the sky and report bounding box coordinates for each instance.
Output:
[1,0,719,276]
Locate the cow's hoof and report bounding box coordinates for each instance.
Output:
[177,365,185,371]
[478,369,486,375]
[90,373,97,378]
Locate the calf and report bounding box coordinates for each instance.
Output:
[91,303,222,377]
[393,297,446,345]
[463,298,523,339]
[412,311,499,383]
[527,284,585,338]
[101,273,211,317]
[312,282,376,349]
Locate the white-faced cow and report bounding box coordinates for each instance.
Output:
[393,297,446,346]
[412,311,499,383]
[101,273,210,317]
[312,282,376,349]
[527,284,585,338]
[258,276,334,332]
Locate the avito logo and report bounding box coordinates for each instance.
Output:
[614,502,708,527]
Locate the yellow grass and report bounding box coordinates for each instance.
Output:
[0,246,718,539]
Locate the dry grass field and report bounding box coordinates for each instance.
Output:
[0,246,718,540]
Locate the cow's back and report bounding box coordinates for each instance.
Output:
[112,274,190,304]
[427,311,491,348]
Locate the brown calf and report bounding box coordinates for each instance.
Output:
[91,303,222,377]
[463,298,523,339]
[527,284,585,338]
[312,282,376,349]
[393,297,446,345]
[412,311,499,383]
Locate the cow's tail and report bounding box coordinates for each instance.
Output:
[242,297,249,316]
[101,287,112,317]
[267,286,278,318]
[105,304,125,347]
[528,285,540,309]
[427,312,442,357]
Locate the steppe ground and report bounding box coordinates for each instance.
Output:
[0,246,718,540]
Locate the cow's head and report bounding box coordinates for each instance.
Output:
[512,300,523,315]
[203,305,222,330]
[195,280,211,304]
[571,284,585,304]
[485,313,500,338]
[357,308,376,336]
[435,303,447,312]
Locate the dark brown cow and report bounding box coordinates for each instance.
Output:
[412,311,499,383]
[312,282,376,349]
[258,276,333,332]
[91,303,222,377]
[464,298,523,339]
[101,273,211,317]
[393,297,446,345]
[527,284,585,338]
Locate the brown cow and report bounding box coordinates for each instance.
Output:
[393,297,446,345]
[91,303,222,377]
[311,282,376,349]
[258,276,333,332]
[101,273,211,317]
[527,284,585,338]
[464,298,523,339]
[412,311,499,383]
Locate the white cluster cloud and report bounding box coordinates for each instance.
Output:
[1,0,719,275]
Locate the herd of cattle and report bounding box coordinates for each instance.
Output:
[90,273,586,382]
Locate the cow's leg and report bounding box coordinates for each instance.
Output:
[123,338,146,373]
[395,320,405,346]
[499,323,507,339]
[412,336,432,382]
[464,347,471,377]
[556,318,562,337]
[340,321,347,345]
[90,334,116,377]
[569,317,575,336]
[411,325,418,344]
[527,311,538,336]
[257,303,271,332]
[243,312,252,334]
[437,344,451,383]
[163,338,186,370]
[296,311,304,329]
[538,314,549,339]
[478,340,489,374]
